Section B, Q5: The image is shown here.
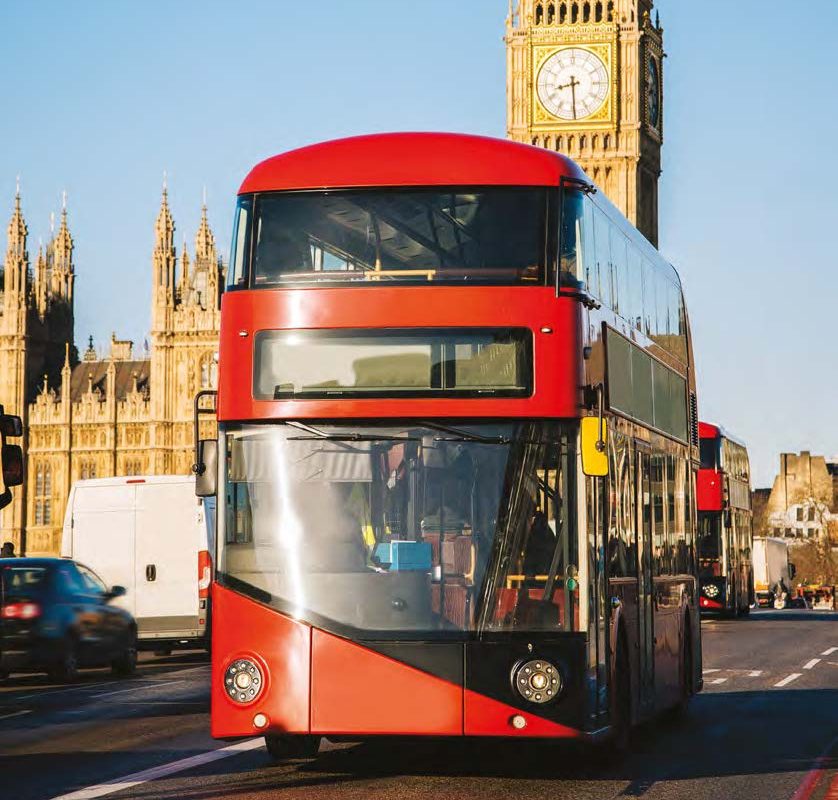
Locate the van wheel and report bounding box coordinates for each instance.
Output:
[265,734,321,763]
[48,636,79,683]
[112,631,138,676]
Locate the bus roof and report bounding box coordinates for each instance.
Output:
[699,421,748,449]
[239,132,589,194]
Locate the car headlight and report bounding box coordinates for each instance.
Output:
[703,584,720,598]
[224,658,264,704]
[512,659,562,704]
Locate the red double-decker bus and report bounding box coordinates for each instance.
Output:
[195,133,702,759]
[696,422,754,616]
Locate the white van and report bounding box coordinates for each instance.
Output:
[61,475,215,650]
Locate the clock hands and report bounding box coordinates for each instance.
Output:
[554,74,581,120]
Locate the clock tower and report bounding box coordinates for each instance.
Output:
[506,0,664,246]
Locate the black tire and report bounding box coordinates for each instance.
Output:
[265,734,321,763]
[111,630,138,677]
[672,617,692,716]
[608,630,631,753]
[48,635,79,683]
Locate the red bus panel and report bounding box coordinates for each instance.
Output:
[310,628,463,735]
[696,469,723,511]
[218,287,581,422]
[211,584,310,738]
[463,688,581,738]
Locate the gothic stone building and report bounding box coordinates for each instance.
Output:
[0,187,223,556]
[506,0,664,245]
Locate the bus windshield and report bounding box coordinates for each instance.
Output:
[218,421,580,636]
[230,188,551,288]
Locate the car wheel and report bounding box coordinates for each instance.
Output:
[111,631,138,677]
[48,636,79,683]
[265,734,321,763]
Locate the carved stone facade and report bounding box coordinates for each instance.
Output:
[0,186,223,556]
[506,0,663,245]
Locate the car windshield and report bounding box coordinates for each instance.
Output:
[218,421,580,637]
[228,188,551,288]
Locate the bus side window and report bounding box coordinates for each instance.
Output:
[594,206,612,309]
[559,188,585,288]
[642,258,656,338]
[581,196,596,294]
[610,226,628,320]
[651,454,666,576]
[627,244,644,332]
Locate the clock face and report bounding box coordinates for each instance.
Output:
[537,48,609,121]
[647,57,661,129]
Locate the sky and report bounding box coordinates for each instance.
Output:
[1,0,837,487]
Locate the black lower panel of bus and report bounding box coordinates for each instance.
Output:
[364,636,589,729]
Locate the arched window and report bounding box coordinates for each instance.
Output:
[547,3,555,24]
[579,134,587,149]
[559,3,567,23]
[544,135,552,150]
[571,2,579,23]
[535,3,544,24]
[595,1,603,22]
[607,1,614,21]
[583,2,591,22]
[603,133,611,150]
[592,134,599,151]
[34,463,52,526]
[556,135,563,150]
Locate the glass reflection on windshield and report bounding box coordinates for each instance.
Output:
[220,422,578,636]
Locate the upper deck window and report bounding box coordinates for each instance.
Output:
[229,188,550,288]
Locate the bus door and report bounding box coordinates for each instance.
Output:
[636,447,656,715]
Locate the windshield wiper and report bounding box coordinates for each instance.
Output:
[420,421,512,445]
[285,421,418,443]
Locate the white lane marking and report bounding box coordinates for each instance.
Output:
[48,738,264,800]
[803,658,821,670]
[774,673,802,688]
[15,681,117,701]
[702,669,721,674]
[747,670,762,677]
[0,709,32,721]
[822,647,838,656]
[708,677,728,685]
[92,680,183,699]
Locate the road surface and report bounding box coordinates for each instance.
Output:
[2,609,837,800]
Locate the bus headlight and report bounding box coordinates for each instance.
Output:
[224,658,264,704]
[703,584,720,598]
[513,659,562,704]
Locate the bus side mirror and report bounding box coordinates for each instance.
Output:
[2,444,24,487]
[581,417,608,477]
[724,509,732,528]
[194,439,218,498]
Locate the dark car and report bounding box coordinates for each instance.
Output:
[0,558,137,682]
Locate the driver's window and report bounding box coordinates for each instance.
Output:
[77,564,107,595]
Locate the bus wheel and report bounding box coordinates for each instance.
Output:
[265,734,321,763]
[609,632,631,753]
[672,619,692,716]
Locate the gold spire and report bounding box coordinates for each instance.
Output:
[5,184,28,298]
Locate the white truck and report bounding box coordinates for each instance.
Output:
[752,536,796,609]
[61,475,215,651]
